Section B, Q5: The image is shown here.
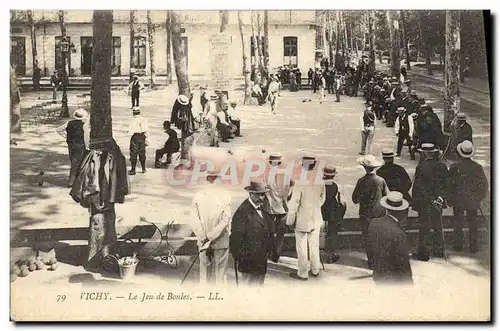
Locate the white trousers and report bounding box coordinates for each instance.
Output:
[295,229,321,279]
[318,87,325,102]
[199,248,229,285]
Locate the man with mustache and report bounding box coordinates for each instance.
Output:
[230,180,277,286]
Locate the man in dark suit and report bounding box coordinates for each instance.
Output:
[155,121,180,168]
[449,113,473,161]
[411,143,449,261]
[230,180,277,286]
[376,149,412,206]
[448,141,488,253]
[367,191,413,285]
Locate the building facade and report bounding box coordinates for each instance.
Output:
[10,10,317,79]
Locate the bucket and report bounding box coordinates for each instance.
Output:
[118,257,139,280]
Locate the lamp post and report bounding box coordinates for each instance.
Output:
[60,37,70,117]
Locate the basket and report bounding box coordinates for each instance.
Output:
[118,257,139,280]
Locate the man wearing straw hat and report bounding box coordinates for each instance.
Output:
[230,179,276,286]
[287,156,325,280]
[191,169,232,285]
[321,164,345,263]
[128,107,148,175]
[366,191,413,285]
[263,153,293,261]
[352,155,388,267]
[411,143,449,261]
[448,141,488,254]
[128,74,145,109]
[56,108,90,187]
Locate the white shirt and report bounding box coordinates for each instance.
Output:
[248,196,263,218]
[395,113,414,137]
[191,186,232,244]
[128,115,148,136]
[226,105,238,120]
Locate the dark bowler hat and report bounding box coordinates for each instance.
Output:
[381,148,395,158]
[245,180,269,194]
[323,164,337,179]
[457,113,467,121]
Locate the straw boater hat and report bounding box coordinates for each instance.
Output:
[380,191,409,211]
[132,106,140,115]
[417,143,438,153]
[245,179,269,193]
[177,94,189,106]
[73,108,88,120]
[357,154,383,168]
[381,148,395,158]
[396,106,406,113]
[457,113,467,121]
[322,164,337,180]
[457,140,475,159]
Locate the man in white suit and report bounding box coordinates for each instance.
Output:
[191,170,232,285]
[287,156,325,280]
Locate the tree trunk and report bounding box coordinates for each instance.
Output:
[166,11,172,85]
[251,12,258,72]
[263,10,269,70]
[419,11,433,75]
[257,12,263,70]
[10,65,21,133]
[87,10,116,272]
[328,11,334,67]
[27,10,39,90]
[387,10,401,79]
[58,10,69,118]
[321,12,328,59]
[146,10,155,88]
[170,11,190,96]
[444,10,461,134]
[238,11,254,105]
[129,10,136,81]
[219,10,229,33]
[400,10,411,71]
[368,11,376,73]
[335,11,341,70]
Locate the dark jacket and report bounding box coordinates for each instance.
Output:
[352,173,388,220]
[170,100,195,136]
[376,163,412,202]
[416,111,444,148]
[448,158,488,210]
[452,122,473,145]
[411,158,449,212]
[164,128,180,153]
[321,182,344,223]
[230,199,276,275]
[366,215,413,284]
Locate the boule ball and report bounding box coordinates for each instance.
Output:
[48,257,57,265]
[28,263,37,272]
[48,263,58,271]
[35,261,46,270]
[19,266,29,277]
[10,273,18,282]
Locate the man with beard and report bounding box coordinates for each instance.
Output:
[411,143,449,261]
[230,180,277,286]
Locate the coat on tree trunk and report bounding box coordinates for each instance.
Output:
[238,11,254,105]
[170,11,190,97]
[69,10,129,273]
[147,10,155,88]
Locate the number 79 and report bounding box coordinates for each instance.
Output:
[57,295,66,302]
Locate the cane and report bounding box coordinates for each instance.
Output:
[180,252,200,286]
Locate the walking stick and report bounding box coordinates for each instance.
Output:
[180,252,200,286]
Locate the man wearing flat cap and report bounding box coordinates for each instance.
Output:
[366,191,413,284]
[411,143,449,261]
[287,156,325,280]
[448,141,488,253]
[352,155,388,267]
[394,107,415,158]
[449,113,473,161]
[230,180,277,286]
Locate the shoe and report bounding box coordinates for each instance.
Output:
[142,169,147,174]
[236,134,243,137]
[309,271,320,277]
[128,170,136,175]
[289,272,308,281]
[412,252,430,262]
[359,152,365,155]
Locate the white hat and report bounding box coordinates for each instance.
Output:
[177,95,189,106]
[457,140,475,158]
[380,191,409,211]
[357,154,383,168]
[73,108,88,120]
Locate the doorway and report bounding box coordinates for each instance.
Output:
[10,36,26,76]
[81,37,93,76]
